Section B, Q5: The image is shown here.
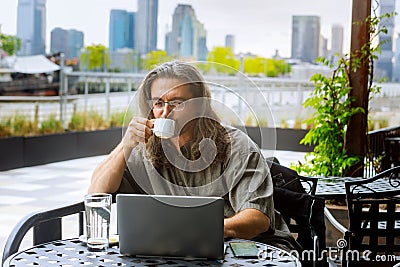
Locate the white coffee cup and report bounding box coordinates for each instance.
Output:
[152,118,175,139]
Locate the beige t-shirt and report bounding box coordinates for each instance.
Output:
[118,126,299,250]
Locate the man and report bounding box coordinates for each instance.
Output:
[88,61,299,249]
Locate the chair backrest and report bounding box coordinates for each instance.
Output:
[267,160,326,256]
[267,160,318,195]
[384,138,400,170]
[1,202,84,265]
[345,166,400,257]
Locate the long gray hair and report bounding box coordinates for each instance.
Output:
[137,61,231,168]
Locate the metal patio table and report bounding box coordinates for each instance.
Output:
[315,176,400,199]
[3,238,301,267]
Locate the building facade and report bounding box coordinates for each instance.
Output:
[127,12,136,51]
[375,0,395,81]
[393,34,400,82]
[50,27,84,59]
[225,35,235,53]
[331,24,344,56]
[319,35,328,59]
[165,4,208,60]
[17,0,46,56]
[68,30,84,59]
[50,28,83,59]
[291,16,320,63]
[135,0,158,55]
[109,10,136,52]
[50,28,68,57]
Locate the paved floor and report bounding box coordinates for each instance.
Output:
[0,155,105,260]
[0,150,305,261]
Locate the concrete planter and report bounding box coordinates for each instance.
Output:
[0,128,123,171]
[76,128,122,157]
[0,136,24,170]
[244,126,313,152]
[24,131,78,167]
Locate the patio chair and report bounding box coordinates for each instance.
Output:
[325,166,400,267]
[267,158,318,195]
[267,160,326,267]
[1,201,85,265]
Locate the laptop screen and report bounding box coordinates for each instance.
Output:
[117,194,225,260]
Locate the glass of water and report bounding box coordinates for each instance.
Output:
[84,193,112,254]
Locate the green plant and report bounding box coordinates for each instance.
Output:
[69,110,108,131]
[244,113,255,126]
[378,118,389,129]
[294,10,393,177]
[280,119,288,129]
[293,118,302,129]
[0,117,13,137]
[85,110,108,130]
[68,112,86,131]
[256,117,268,127]
[109,111,127,128]
[80,44,110,71]
[295,60,364,176]
[39,114,64,134]
[12,114,38,137]
[0,33,20,56]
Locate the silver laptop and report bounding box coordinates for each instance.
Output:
[117,194,225,260]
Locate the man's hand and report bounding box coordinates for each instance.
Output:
[88,117,154,194]
[224,208,270,239]
[122,117,154,151]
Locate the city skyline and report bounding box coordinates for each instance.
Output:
[2,0,400,58]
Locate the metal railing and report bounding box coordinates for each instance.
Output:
[0,71,318,128]
[2,70,400,127]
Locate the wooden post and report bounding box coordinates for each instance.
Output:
[345,0,371,176]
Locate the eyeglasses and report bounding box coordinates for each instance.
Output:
[148,99,185,111]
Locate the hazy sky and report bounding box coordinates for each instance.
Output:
[0,0,397,58]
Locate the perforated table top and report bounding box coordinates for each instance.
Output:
[4,238,301,267]
[315,177,400,199]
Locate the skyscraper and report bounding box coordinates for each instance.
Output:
[166,4,208,60]
[17,0,46,56]
[50,28,84,59]
[50,28,68,57]
[127,13,136,50]
[68,30,84,59]
[135,0,158,54]
[196,23,208,61]
[291,16,320,63]
[376,0,395,80]
[319,35,328,59]
[225,35,235,53]
[393,34,400,82]
[331,24,344,56]
[109,10,136,52]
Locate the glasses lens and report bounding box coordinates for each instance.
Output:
[147,100,185,110]
[171,101,184,111]
[148,100,163,109]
